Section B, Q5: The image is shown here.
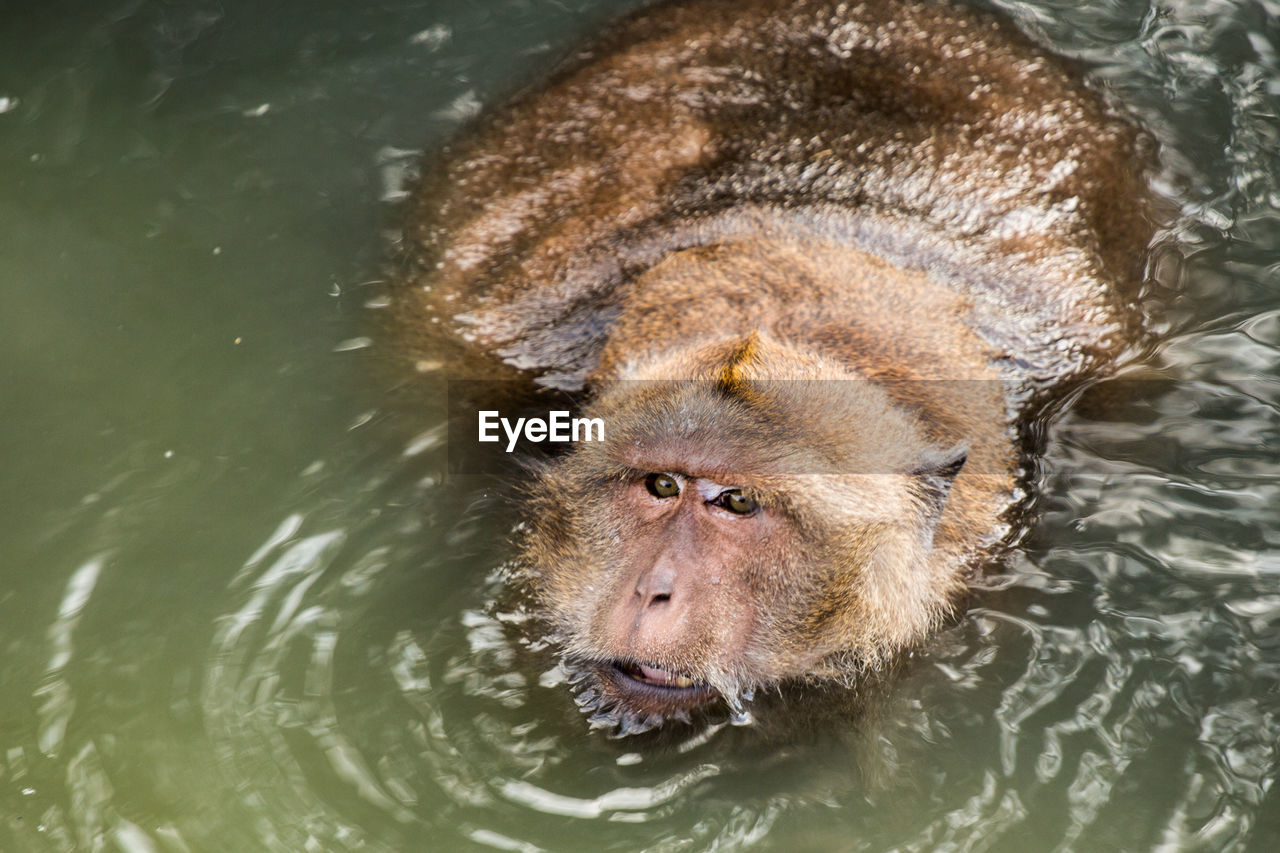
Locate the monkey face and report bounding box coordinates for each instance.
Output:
[586,467,790,720]
[516,372,967,733]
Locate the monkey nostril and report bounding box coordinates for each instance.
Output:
[635,571,675,607]
[635,588,673,607]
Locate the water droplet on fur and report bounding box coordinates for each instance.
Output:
[615,713,660,737]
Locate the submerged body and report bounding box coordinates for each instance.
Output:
[393,0,1154,728]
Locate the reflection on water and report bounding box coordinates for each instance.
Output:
[2,0,1280,850]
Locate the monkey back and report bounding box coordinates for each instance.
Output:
[394,0,1155,399]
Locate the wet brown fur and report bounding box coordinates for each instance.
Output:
[390,0,1155,724]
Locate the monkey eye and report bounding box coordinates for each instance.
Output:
[645,472,681,499]
[714,489,759,516]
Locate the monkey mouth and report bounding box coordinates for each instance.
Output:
[562,658,723,732]
[616,660,702,689]
[603,660,717,712]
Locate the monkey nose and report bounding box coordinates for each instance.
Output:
[634,566,676,607]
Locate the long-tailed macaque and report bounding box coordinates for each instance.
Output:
[391,0,1155,731]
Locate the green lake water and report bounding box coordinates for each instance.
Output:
[2,0,1279,850]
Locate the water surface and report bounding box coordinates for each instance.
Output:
[2,0,1279,850]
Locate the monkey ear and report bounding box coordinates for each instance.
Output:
[911,444,968,521]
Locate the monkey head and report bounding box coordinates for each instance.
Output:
[515,334,969,733]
